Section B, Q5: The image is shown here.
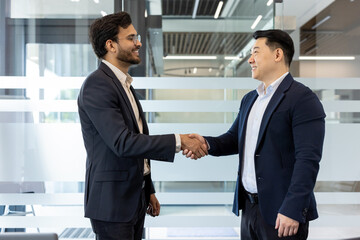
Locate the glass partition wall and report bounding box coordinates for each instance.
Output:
[1,0,360,239]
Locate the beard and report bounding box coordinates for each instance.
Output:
[116,46,141,65]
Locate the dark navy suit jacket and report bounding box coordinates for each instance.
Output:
[78,63,175,222]
[205,73,325,226]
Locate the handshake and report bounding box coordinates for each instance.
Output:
[180,134,207,160]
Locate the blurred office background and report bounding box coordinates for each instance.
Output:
[0,0,360,239]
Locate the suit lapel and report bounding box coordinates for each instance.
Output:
[255,74,294,150]
[238,91,258,155]
[99,63,141,133]
[130,86,149,135]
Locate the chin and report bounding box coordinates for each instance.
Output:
[130,57,141,65]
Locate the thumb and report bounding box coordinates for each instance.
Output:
[188,133,196,138]
[189,133,205,143]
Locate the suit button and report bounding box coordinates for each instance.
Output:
[302,208,308,216]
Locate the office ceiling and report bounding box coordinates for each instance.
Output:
[162,0,229,16]
[163,32,252,56]
[161,0,255,56]
[300,0,360,56]
[150,0,272,75]
[153,0,360,76]
[160,0,360,57]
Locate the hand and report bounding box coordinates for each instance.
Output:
[275,213,299,237]
[147,194,160,217]
[180,134,208,159]
[182,133,208,159]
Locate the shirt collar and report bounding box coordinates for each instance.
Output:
[102,59,133,86]
[256,72,289,97]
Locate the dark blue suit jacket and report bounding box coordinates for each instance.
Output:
[205,73,325,226]
[78,63,175,222]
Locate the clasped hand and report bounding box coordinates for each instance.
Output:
[180,133,207,160]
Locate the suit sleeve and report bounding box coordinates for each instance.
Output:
[278,89,325,222]
[78,74,176,161]
[204,99,245,156]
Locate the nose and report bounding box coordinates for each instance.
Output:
[248,55,254,64]
[136,39,142,48]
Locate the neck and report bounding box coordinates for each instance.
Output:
[103,56,130,74]
[262,67,289,89]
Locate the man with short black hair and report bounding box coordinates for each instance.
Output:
[185,29,325,239]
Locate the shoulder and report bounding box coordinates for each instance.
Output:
[285,76,316,101]
[78,67,117,103]
[240,89,257,107]
[287,79,325,117]
[243,89,257,101]
[81,66,113,90]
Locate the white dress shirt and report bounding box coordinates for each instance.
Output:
[102,60,181,175]
[242,72,289,193]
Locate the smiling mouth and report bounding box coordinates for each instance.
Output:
[133,50,139,56]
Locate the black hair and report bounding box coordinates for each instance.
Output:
[89,12,132,58]
[253,29,294,67]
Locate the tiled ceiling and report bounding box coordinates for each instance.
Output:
[161,0,252,56]
[163,32,252,56]
[162,0,228,16]
[160,0,360,57]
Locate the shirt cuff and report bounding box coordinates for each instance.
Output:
[175,134,181,153]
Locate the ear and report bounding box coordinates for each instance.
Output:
[105,39,116,53]
[274,48,284,63]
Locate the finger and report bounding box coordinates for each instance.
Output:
[186,151,193,158]
[156,202,161,215]
[147,204,153,215]
[283,225,290,237]
[189,133,205,144]
[190,154,197,160]
[197,140,208,154]
[195,134,205,143]
[195,148,203,158]
[195,151,202,158]
[183,149,189,155]
[293,225,299,235]
[152,206,159,216]
[202,143,208,155]
[278,225,284,238]
[198,148,206,157]
[288,228,294,236]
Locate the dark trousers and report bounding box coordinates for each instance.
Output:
[90,189,147,240]
[241,198,309,240]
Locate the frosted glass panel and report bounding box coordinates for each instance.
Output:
[0,76,360,182]
[0,122,359,181]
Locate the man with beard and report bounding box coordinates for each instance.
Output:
[78,12,207,240]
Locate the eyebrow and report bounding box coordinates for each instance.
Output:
[250,46,260,53]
